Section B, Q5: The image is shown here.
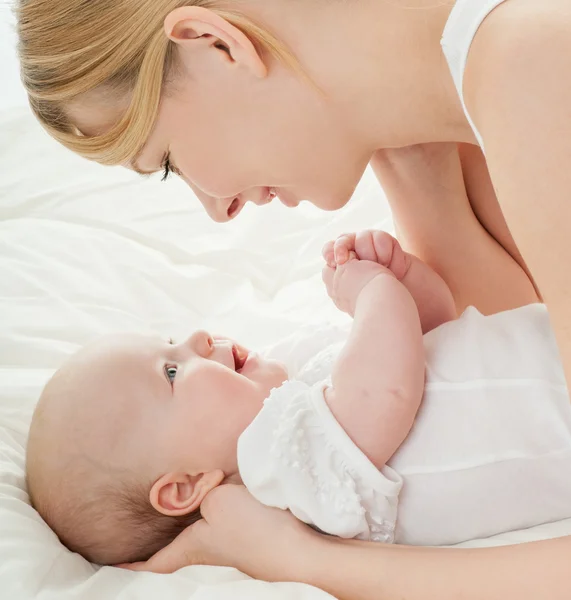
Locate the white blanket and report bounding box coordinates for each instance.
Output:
[2,108,571,600]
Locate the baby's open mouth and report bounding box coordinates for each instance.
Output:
[232,345,249,372]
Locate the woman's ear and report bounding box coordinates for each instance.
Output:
[149,469,225,517]
[164,6,267,78]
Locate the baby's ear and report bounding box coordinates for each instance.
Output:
[150,470,224,517]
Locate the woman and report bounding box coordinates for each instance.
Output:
[16,0,547,323]
[17,0,571,594]
[125,484,571,600]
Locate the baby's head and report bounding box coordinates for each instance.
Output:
[26,331,287,564]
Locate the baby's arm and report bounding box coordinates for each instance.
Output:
[324,230,456,333]
[322,258,425,470]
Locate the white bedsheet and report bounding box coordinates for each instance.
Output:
[2,108,571,600]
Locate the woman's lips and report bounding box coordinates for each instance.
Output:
[227,188,277,218]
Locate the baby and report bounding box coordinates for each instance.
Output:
[26,231,571,566]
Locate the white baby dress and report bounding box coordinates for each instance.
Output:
[238,305,571,546]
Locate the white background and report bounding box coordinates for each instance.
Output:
[0,2,27,111]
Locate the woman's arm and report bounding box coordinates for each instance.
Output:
[125,484,571,600]
[465,0,571,390]
[371,144,539,315]
[397,252,456,332]
[304,533,571,600]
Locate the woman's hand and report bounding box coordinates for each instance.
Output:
[119,485,317,581]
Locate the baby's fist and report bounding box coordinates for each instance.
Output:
[322,256,393,316]
[322,230,409,280]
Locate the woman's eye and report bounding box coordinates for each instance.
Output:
[161,155,172,182]
[165,365,178,384]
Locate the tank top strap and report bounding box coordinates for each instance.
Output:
[440,0,507,149]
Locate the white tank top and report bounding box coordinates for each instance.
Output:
[441,0,507,148]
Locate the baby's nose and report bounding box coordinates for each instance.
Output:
[185,330,213,356]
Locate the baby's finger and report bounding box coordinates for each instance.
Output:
[333,252,358,287]
[321,241,336,267]
[323,248,335,268]
[322,264,335,294]
[333,233,356,265]
[354,230,377,262]
[371,230,395,266]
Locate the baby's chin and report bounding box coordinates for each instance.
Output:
[266,358,289,384]
[248,358,288,393]
[241,353,285,378]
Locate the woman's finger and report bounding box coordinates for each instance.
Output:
[115,561,147,571]
[133,520,210,574]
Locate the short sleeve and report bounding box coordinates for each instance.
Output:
[238,380,402,542]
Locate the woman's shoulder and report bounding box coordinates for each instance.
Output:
[467,0,570,57]
[464,0,571,127]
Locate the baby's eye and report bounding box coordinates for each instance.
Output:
[165,365,178,384]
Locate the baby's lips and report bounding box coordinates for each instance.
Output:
[232,344,249,371]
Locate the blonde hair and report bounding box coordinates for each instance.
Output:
[16,0,296,167]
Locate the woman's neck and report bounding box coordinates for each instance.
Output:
[252,0,474,148]
[339,0,474,148]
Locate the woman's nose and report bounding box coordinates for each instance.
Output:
[196,191,243,222]
[187,184,235,223]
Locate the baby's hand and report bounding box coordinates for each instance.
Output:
[322,230,409,280]
[322,255,394,316]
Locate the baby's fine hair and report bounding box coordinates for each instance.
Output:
[26,375,201,565]
[27,468,201,565]
[16,0,297,168]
